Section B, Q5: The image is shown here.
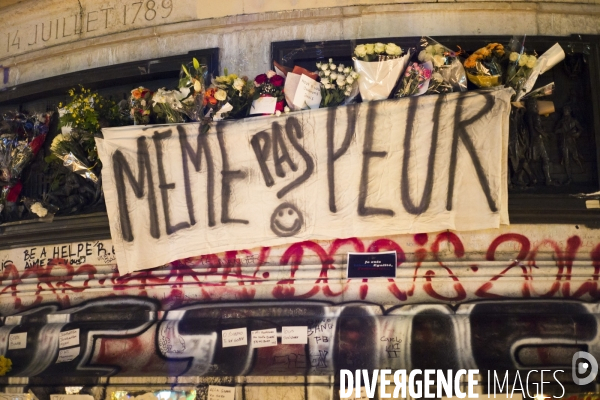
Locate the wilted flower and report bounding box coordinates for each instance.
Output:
[233,78,245,92]
[31,202,48,218]
[518,54,528,67]
[193,79,202,93]
[432,55,445,68]
[214,89,227,101]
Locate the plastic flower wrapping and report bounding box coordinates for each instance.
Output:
[395,62,433,98]
[417,36,467,94]
[317,59,359,107]
[178,58,207,122]
[463,43,506,88]
[353,42,411,101]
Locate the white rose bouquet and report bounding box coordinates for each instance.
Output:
[317,59,359,107]
[506,36,565,101]
[352,42,411,101]
[506,51,538,99]
[417,36,467,94]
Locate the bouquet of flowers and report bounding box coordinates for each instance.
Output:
[54,86,124,183]
[352,42,411,101]
[417,36,467,94]
[0,111,49,186]
[463,43,506,88]
[0,111,48,222]
[317,59,359,107]
[250,71,286,115]
[59,86,124,135]
[49,131,99,183]
[130,86,153,125]
[395,62,433,98]
[514,42,565,102]
[506,51,538,99]
[152,87,190,123]
[208,70,254,120]
[178,58,207,121]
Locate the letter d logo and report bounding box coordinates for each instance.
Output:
[572,351,598,385]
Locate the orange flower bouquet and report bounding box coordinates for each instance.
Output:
[130,87,153,125]
[463,43,506,88]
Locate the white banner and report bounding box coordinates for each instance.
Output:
[98,89,512,274]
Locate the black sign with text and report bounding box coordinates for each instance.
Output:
[347,251,397,278]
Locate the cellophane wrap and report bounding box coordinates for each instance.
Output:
[464,43,505,88]
[353,51,412,101]
[63,152,98,183]
[418,36,467,93]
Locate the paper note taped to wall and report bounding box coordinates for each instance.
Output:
[222,328,247,348]
[56,346,80,363]
[98,89,512,274]
[282,326,308,344]
[59,328,79,348]
[8,332,27,350]
[207,386,235,400]
[251,328,277,348]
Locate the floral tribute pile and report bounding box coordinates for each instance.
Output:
[0,36,566,224]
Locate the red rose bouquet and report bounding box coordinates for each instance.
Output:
[250,71,286,115]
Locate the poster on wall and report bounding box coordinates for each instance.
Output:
[97,88,512,274]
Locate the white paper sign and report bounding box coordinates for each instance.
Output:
[251,328,277,348]
[249,96,277,115]
[285,73,321,110]
[222,328,247,348]
[98,89,512,274]
[0,395,30,400]
[282,326,308,344]
[207,386,235,400]
[56,346,80,363]
[59,329,79,348]
[8,332,27,350]
[51,395,94,400]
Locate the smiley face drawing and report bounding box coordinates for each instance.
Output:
[270,203,304,237]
